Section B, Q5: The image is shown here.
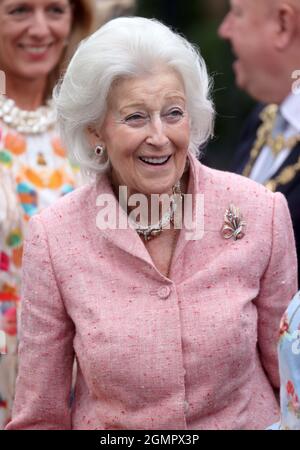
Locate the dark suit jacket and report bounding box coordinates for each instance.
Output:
[231,104,300,286]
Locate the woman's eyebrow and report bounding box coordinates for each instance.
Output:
[118,95,186,114]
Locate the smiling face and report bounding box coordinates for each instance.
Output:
[95,69,190,197]
[0,0,72,83]
[218,0,278,102]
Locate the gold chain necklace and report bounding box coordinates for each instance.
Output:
[242,104,300,191]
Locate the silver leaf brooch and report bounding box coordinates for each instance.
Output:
[221,204,246,241]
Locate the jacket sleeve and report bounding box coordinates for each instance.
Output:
[254,192,298,388]
[5,214,75,430]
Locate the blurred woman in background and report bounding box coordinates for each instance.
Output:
[0,0,96,428]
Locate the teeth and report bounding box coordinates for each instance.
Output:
[22,46,49,54]
[140,156,170,165]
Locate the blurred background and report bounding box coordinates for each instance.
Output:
[136,0,255,170]
[104,0,256,171]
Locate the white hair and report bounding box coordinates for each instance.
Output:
[54,16,214,177]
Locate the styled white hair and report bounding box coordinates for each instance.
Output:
[54,16,214,177]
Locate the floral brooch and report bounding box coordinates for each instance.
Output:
[221,204,246,241]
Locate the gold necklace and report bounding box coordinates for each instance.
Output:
[243,104,300,191]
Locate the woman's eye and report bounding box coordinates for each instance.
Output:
[8,3,68,17]
[164,109,184,122]
[124,114,148,127]
[9,5,30,15]
[47,4,68,15]
[48,7,64,14]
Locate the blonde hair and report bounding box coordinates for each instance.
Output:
[46,0,97,100]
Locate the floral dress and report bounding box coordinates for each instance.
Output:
[0,121,80,428]
[268,291,300,429]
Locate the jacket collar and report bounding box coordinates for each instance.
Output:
[280,93,300,134]
[93,152,203,276]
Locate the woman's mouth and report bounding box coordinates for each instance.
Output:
[18,43,53,56]
[138,155,171,166]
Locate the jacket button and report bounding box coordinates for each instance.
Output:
[157,286,171,299]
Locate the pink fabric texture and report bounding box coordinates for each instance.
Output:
[6,154,298,430]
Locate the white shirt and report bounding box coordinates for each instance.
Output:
[249,93,300,183]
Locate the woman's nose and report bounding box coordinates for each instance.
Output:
[145,116,169,148]
[27,11,50,39]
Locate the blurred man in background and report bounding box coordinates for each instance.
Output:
[219,0,300,285]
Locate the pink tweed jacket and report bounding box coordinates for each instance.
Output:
[6,154,298,430]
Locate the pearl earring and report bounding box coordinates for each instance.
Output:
[95,145,104,156]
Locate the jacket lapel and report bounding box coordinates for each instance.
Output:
[93,174,156,268]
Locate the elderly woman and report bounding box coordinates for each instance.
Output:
[6,17,298,430]
[0,0,95,428]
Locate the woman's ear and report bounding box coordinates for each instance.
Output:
[274,3,298,50]
[86,125,103,148]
